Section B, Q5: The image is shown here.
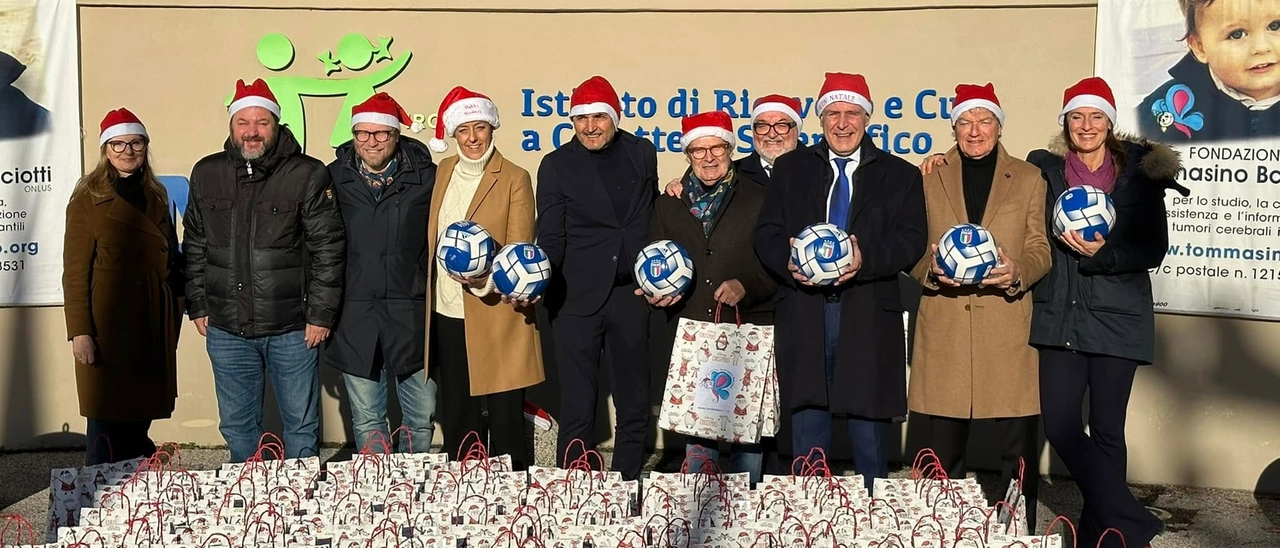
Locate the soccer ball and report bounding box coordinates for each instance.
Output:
[1053,185,1116,241]
[437,220,495,279]
[790,223,852,286]
[634,240,695,298]
[492,243,551,300]
[935,223,999,285]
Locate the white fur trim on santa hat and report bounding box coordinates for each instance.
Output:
[568,102,619,126]
[816,91,873,117]
[350,112,402,129]
[680,127,736,151]
[950,99,1005,126]
[1058,95,1116,126]
[429,96,500,153]
[229,96,281,119]
[751,101,802,127]
[99,123,147,146]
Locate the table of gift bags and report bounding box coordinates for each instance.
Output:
[0,429,1131,548]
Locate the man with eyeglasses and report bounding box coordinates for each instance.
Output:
[754,72,927,490]
[320,92,440,454]
[183,78,345,462]
[663,93,805,195]
[536,75,658,480]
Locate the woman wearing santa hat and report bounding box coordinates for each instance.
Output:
[645,110,777,485]
[1026,77,1187,548]
[424,86,543,468]
[62,108,185,465]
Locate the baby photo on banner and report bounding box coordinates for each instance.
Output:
[1096,0,1280,319]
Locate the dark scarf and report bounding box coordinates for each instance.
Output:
[1065,149,1117,193]
[357,150,403,201]
[682,166,735,236]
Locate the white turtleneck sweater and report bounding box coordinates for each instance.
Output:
[434,145,497,319]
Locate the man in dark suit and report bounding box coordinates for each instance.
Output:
[754,72,927,490]
[738,94,806,186]
[536,75,659,481]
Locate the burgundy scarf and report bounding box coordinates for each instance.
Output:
[1065,149,1117,193]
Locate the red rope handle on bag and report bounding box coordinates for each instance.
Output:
[779,514,812,548]
[455,493,493,525]
[457,430,489,462]
[695,492,733,528]
[986,499,1021,536]
[560,438,591,469]
[952,526,989,548]
[0,514,36,547]
[713,303,742,326]
[808,519,838,548]
[573,491,609,526]
[911,514,946,545]
[389,425,416,453]
[868,498,904,531]
[868,532,908,548]
[201,532,234,548]
[1043,515,1079,548]
[360,432,393,456]
[366,518,403,548]
[1096,528,1127,548]
[68,528,107,548]
[747,531,780,548]
[661,516,692,548]
[254,432,285,458]
[911,447,941,479]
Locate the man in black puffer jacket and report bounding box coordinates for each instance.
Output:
[183,79,345,462]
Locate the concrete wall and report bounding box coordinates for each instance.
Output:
[0,0,1276,494]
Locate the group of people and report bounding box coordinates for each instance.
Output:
[62,71,1187,548]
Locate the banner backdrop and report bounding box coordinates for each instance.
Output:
[0,0,79,305]
[1098,0,1280,319]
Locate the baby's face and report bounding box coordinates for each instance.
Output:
[1190,0,1280,99]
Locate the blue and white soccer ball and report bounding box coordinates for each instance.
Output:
[1053,185,1116,241]
[492,242,552,300]
[437,220,495,279]
[935,223,999,285]
[790,223,852,286]
[634,240,695,298]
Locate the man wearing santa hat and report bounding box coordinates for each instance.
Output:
[754,72,927,490]
[908,83,1050,527]
[321,92,438,454]
[536,75,658,481]
[663,93,805,195]
[183,78,345,462]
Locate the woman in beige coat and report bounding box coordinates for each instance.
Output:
[910,84,1050,527]
[425,87,543,469]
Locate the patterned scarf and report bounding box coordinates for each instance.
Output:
[683,166,735,236]
[357,152,402,201]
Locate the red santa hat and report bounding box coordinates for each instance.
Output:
[569,75,621,126]
[350,92,424,133]
[428,86,500,153]
[680,111,736,151]
[1059,76,1116,126]
[228,78,281,119]
[98,108,147,146]
[950,83,1005,126]
[816,72,874,116]
[750,94,803,128]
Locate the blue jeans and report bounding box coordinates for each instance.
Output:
[791,301,889,491]
[207,327,320,462]
[685,439,765,485]
[343,369,438,453]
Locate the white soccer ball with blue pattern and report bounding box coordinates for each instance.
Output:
[634,240,694,298]
[492,242,551,300]
[437,220,495,279]
[790,223,852,286]
[935,223,999,285]
[1052,185,1116,241]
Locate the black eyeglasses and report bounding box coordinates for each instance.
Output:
[753,122,796,136]
[686,143,731,160]
[106,139,146,153]
[353,130,396,143]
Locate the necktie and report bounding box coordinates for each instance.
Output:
[829,157,851,228]
[764,165,772,178]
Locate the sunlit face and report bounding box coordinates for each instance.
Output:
[230,106,278,160]
[1188,0,1280,100]
[752,111,799,164]
[819,102,869,156]
[1065,107,1111,153]
[104,134,147,176]
[571,112,617,150]
[685,136,731,183]
[352,122,399,170]
[454,121,493,161]
[953,107,1000,159]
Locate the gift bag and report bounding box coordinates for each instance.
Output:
[659,307,775,444]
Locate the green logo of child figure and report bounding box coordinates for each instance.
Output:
[227,33,425,151]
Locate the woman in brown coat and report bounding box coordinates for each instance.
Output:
[425,87,543,469]
[910,84,1051,528]
[63,108,184,465]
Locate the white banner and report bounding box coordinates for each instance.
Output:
[1098,0,1280,319]
[0,0,79,305]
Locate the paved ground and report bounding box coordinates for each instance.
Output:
[1,446,1276,547]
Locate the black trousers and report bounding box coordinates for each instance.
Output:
[1040,349,1162,548]
[85,419,155,466]
[553,284,651,481]
[432,314,530,471]
[909,412,1040,529]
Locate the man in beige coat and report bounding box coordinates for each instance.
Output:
[909,83,1050,527]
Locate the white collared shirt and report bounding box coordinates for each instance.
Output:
[1210,67,1280,111]
[826,148,860,224]
[760,156,773,177]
